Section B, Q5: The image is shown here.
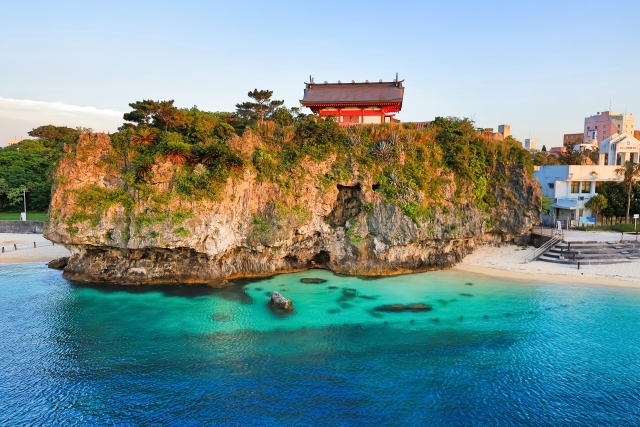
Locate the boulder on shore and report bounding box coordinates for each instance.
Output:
[270,291,292,309]
[48,257,69,270]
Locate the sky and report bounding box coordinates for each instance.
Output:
[1,0,639,148]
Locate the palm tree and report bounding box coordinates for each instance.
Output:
[614,161,640,222]
[584,194,607,226]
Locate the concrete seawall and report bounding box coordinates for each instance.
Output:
[0,221,44,234]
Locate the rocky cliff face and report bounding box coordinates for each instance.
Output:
[45,132,540,285]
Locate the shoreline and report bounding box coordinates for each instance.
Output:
[452,263,640,289]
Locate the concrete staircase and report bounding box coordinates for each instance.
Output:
[538,241,640,265]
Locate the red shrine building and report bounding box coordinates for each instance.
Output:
[300,75,404,125]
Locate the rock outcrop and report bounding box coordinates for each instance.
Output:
[44,132,541,285]
[270,291,292,309]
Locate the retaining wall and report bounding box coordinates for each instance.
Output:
[0,221,44,234]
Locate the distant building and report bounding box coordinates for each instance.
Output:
[584,111,634,143]
[534,133,640,226]
[7,137,22,146]
[599,133,640,165]
[635,130,640,140]
[548,147,566,158]
[563,133,583,146]
[498,124,511,138]
[524,138,537,150]
[300,76,404,125]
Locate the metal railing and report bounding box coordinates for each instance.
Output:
[1,241,55,253]
[525,235,563,263]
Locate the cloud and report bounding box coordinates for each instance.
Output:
[0,97,124,118]
[0,97,125,145]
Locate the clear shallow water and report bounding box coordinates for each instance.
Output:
[1,264,640,426]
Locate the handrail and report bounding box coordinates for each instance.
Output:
[526,235,563,263]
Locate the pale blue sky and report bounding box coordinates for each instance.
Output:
[1,0,639,147]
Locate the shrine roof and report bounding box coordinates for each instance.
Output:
[300,80,404,107]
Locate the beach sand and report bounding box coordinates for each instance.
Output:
[0,233,70,263]
[456,243,640,288]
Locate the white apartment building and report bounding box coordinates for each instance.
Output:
[535,132,640,226]
[524,138,537,150]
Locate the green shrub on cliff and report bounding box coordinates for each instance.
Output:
[53,99,534,235]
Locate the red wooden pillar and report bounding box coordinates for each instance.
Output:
[361,108,364,124]
[338,108,342,123]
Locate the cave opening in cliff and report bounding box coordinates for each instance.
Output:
[312,250,330,266]
[327,184,362,227]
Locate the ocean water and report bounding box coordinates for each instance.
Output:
[1,264,640,426]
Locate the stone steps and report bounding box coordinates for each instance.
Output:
[537,240,638,265]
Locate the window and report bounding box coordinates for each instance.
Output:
[581,181,591,193]
[548,183,555,189]
[595,181,602,193]
[571,181,579,193]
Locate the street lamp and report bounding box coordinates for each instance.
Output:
[21,188,26,221]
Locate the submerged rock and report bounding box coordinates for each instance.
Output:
[375,304,406,313]
[327,308,341,314]
[48,256,69,270]
[358,295,377,300]
[270,291,292,310]
[405,303,433,312]
[460,293,473,297]
[465,282,474,286]
[300,278,327,284]
[327,286,339,290]
[375,303,432,313]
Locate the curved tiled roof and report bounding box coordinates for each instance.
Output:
[300,81,404,108]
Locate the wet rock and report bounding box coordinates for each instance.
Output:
[327,308,341,314]
[48,256,69,270]
[269,291,292,309]
[300,278,327,284]
[264,291,273,297]
[460,293,473,297]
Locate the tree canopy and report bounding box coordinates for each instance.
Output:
[235,89,284,124]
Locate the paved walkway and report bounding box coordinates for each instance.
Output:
[534,227,640,243]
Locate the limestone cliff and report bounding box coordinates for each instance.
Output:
[45,128,540,285]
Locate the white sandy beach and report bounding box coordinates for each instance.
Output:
[0,233,70,263]
[457,229,640,288]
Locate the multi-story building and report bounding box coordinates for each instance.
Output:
[524,138,537,150]
[563,133,583,145]
[535,132,640,226]
[583,111,635,143]
[498,124,510,138]
[7,138,22,146]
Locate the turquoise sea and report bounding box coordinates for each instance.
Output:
[1,263,640,426]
